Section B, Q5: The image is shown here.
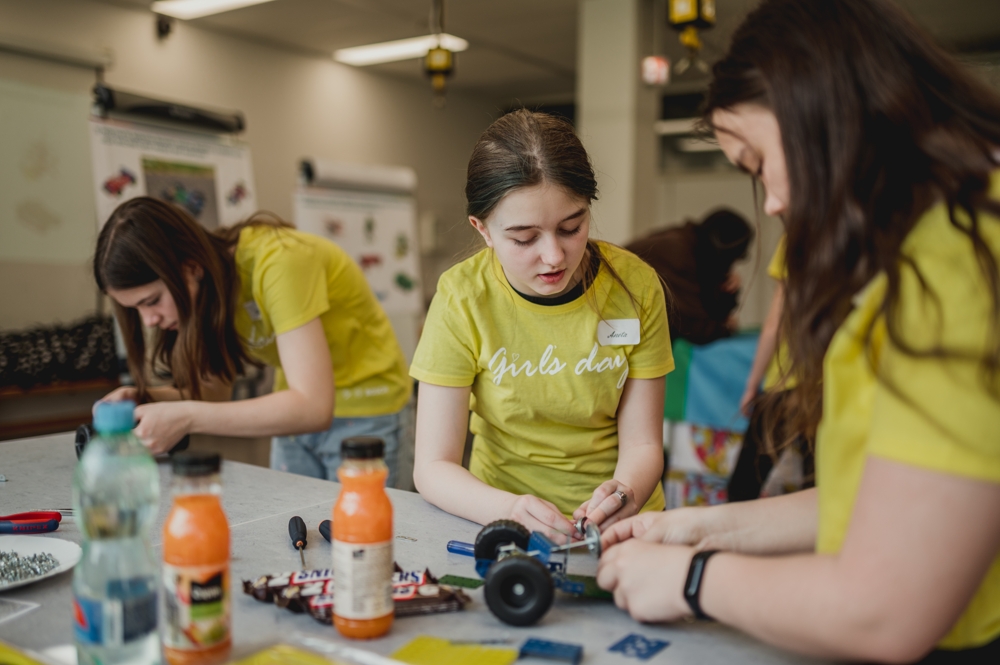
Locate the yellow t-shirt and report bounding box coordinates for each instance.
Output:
[234,225,411,418]
[815,183,1000,649]
[410,242,674,516]
[766,235,788,282]
[763,235,794,390]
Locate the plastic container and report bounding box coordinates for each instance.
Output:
[162,452,231,665]
[332,436,394,639]
[72,400,160,665]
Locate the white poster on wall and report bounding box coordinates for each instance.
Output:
[0,78,96,264]
[294,187,422,315]
[89,117,257,229]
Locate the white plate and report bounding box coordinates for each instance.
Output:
[0,536,81,592]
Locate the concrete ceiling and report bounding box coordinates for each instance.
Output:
[107,0,1000,103]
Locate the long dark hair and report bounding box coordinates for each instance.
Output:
[94,197,289,400]
[466,109,648,316]
[702,0,1000,445]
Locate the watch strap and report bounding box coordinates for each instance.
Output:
[683,549,720,620]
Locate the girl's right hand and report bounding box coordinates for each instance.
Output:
[507,494,578,542]
[93,386,139,413]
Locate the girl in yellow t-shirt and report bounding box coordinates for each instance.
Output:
[94,197,411,485]
[598,0,1000,661]
[410,109,674,538]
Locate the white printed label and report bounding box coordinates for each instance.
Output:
[332,540,393,620]
[597,319,641,346]
[243,300,263,321]
[162,563,230,651]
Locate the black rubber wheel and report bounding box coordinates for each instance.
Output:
[474,520,530,561]
[484,555,555,627]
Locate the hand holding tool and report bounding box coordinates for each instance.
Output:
[0,511,62,534]
[76,422,191,459]
[288,516,307,568]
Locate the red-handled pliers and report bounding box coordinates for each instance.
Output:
[0,511,62,534]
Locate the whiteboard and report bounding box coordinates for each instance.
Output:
[294,187,422,315]
[0,77,95,264]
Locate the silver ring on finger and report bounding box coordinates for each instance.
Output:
[614,490,627,508]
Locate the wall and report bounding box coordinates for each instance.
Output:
[0,0,495,332]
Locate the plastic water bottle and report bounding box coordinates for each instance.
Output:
[72,400,161,665]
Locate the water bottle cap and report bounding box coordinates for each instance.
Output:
[172,451,221,477]
[93,400,136,433]
[341,436,385,460]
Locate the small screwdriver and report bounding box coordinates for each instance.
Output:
[319,519,332,543]
[288,516,307,569]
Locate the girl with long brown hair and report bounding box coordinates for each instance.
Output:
[94,197,411,485]
[598,0,1000,661]
[410,109,673,536]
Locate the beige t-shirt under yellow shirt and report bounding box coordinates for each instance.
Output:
[410,241,673,516]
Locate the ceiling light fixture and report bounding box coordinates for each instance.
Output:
[151,0,277,21]
[333,34,468,67]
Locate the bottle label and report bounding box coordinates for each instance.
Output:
[74,580,157,647]
[332,539,393,620]
[162,563,230,650]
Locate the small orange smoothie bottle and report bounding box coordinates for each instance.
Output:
[162,452,232,665]
[333,436,394,639]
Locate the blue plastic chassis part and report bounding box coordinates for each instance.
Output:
[475,531,585,596]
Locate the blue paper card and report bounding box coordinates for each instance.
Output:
[520,638,584,664]
[608,633,670,660]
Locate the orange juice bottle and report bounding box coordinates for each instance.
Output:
[162,452,231,665]
[333,436,394,639]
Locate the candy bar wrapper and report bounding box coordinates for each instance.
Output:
[242,564,470,624]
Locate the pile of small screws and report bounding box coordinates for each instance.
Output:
[0,550,60,585]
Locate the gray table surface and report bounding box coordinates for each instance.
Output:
[0,433,832,664]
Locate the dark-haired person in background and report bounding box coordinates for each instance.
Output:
[597,0,1000,661]
[626,208,752,345]
[411,109,673,537]
[93,198,411,486]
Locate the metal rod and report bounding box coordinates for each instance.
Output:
[430,0,445,36]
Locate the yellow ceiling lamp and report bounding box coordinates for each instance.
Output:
[667,0,716,76]
[425,0,454,105]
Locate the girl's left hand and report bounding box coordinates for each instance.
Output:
[597,539,695,623]
[574,480,638,530]
[134,401,193,454]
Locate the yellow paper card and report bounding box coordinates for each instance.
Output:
[392,636,518,665]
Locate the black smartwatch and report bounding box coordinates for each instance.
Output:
[683,549,720,620]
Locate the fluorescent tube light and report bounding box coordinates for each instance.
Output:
[152,0,277,20]
[334,34,469,66]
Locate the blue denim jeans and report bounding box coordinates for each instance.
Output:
[270,405,408,487]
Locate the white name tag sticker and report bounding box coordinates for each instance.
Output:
[597,319,641,346]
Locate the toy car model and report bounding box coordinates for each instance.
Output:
[162,184,206,218]
[103,168,136,196]
[472,519,602,626]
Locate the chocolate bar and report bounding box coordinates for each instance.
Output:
[242,564,470,624]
